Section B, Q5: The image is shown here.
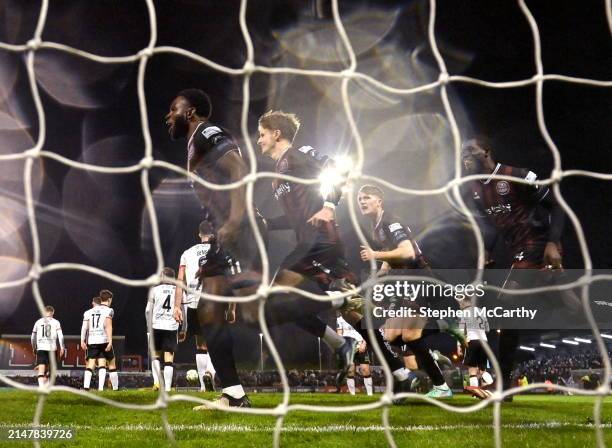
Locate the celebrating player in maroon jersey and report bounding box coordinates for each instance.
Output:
[357,185,456,398]
[461,136,565,398]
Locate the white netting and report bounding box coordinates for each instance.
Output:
[0,0,611,447]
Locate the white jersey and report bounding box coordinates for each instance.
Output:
[336,316,363,342]
[459,306,489,341]
[148,284,179,331]
[83,305,114,344]
[179,243,212,309]
[31,317,63,351]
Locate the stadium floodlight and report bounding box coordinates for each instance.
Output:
[519,345,535,352]
[601,334,612,340]
[539,343,556,349]
[562,339,579,345]
[574,337,591,344]
[319,155,353,199]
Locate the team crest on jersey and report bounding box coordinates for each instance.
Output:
[278,158,289,173]
[496,181,510,195]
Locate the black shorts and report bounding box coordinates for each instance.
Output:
[86,343,115,361]
[354,349,371,365]
[401,344,414,357]
[279,237,356,290]
[201,213,267,281]
[463,339,488,369]
[35,350,53,366]
[186,307,202,338]
[511,244,546,269]
[153,329,178,353]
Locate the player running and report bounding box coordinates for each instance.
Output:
[357,184,462,398]
[31,306,65,388]
[81,295,114,391]
[461,136,566,398]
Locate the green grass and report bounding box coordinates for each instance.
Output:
[0,389,611,447]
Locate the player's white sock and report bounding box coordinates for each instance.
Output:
[152,359,161,385]
[109,369,119,390]
[322,327,344,350]
[98,367,107,391]
[196,352,208,391]
[364,376,373,396]
[346,377,356,395]
[481,371,494,386]
[163,364,174,392]
[392,368,410,382]
[37,375,45,387]
[84,368,93,389]
[222,384,245,399]
[469,375,479,387]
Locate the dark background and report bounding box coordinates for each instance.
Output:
[0,0,610,367]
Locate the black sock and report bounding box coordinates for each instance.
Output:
[406,337,445,386]
[498,329,519,390]
[201,324,240,388]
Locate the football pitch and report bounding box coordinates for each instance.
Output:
[0,390,610,447]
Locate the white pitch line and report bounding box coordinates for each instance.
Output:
[1,422,611,433]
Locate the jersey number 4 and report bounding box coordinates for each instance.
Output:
[162,295,172,311]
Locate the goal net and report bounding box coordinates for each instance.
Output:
[0,0,610,447]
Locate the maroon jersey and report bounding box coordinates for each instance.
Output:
[471,163,551,253]
[370,211,427,269]
[187,121,242,227]
[271,145,338,244]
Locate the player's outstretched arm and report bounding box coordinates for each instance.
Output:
[216,151,248,245]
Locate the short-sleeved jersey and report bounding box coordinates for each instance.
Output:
[370,210,427,269]
[187,121,242,227]
[148,284,179,331]
[179,242,218,309]
[471,164,550,252]
[336,316,363,342]
[83,305,114,345]
[272,146,338,244]
[458,306,489,341]
[32,317,62,351]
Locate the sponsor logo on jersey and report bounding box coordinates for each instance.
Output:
[202,126,222,139]
[273,182,291,200]
[298,145,313,154]
[485,203,512,215]
[388,223,403,232]
[496,181,510,195]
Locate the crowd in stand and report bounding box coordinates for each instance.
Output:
[513,350,611,387]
